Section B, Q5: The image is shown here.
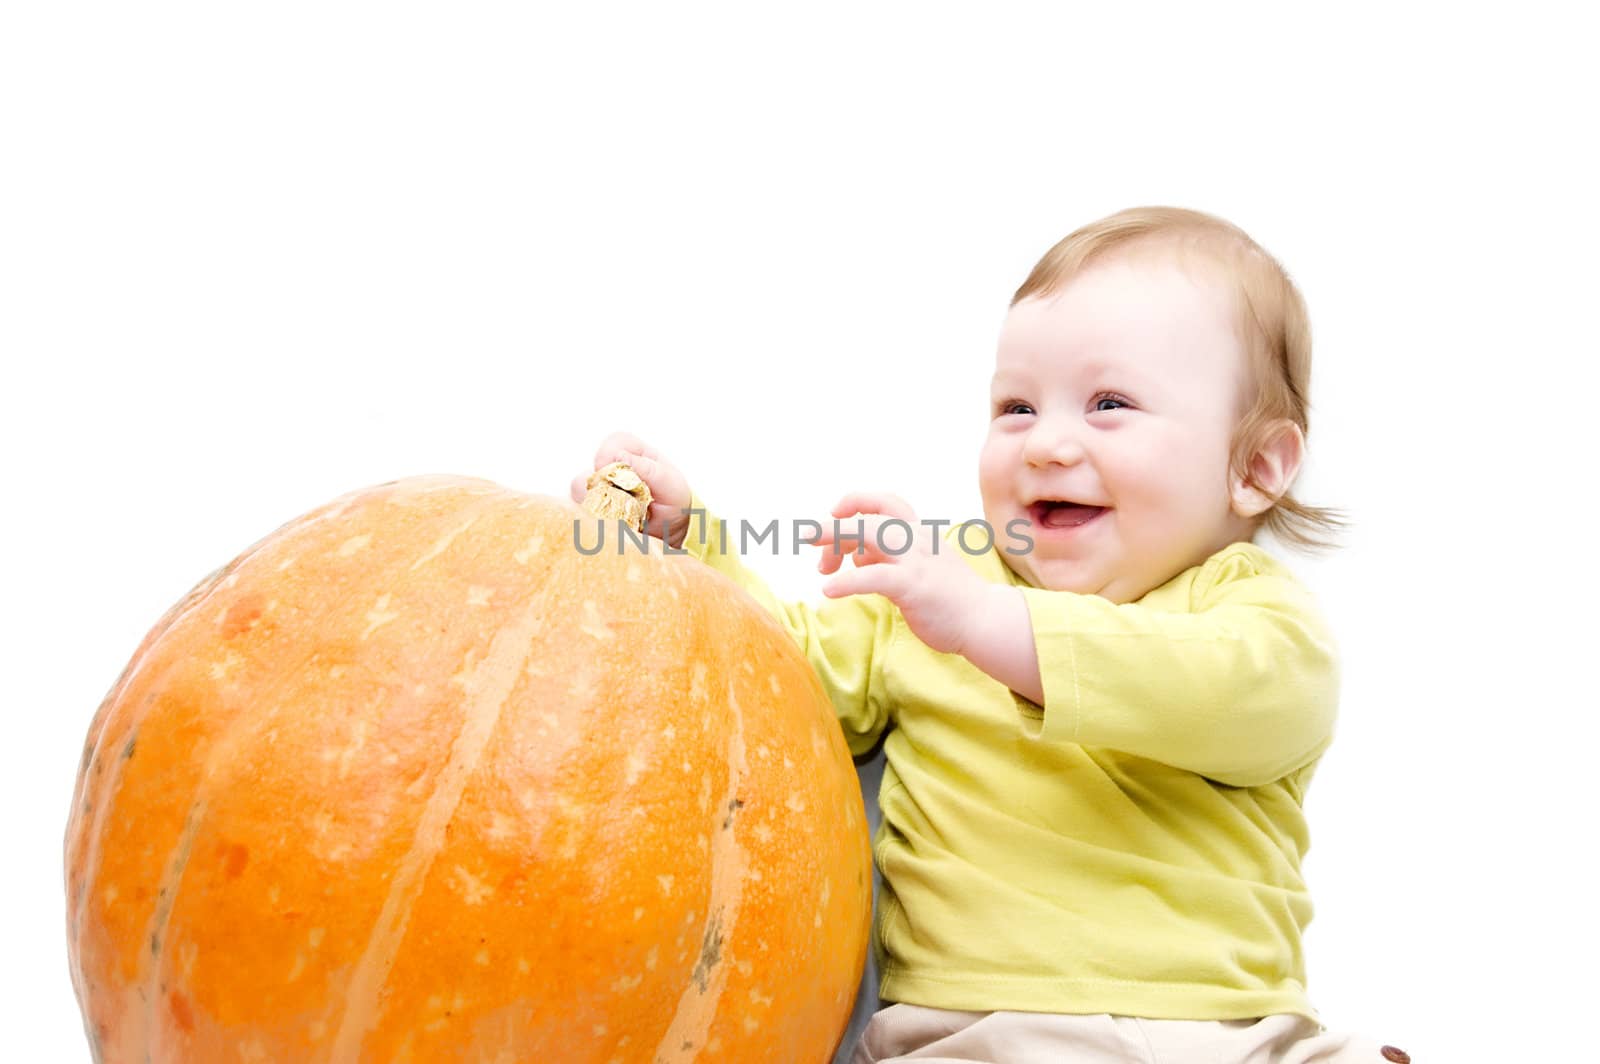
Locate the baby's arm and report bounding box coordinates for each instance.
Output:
[814,492,1335,788]
[813,491,1043,699]
[1014,551,1339,787]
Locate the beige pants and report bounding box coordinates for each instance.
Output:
[850,1003,1411,1063]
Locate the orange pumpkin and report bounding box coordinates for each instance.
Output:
[65,476,871,1062]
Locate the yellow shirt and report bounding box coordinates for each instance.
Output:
[679,500,1339,1022]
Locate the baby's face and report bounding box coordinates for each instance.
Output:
[979,256,1258,603]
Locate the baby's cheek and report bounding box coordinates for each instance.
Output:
[976,437,1014,489]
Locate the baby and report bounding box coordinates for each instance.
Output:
[573,207,1410,1063]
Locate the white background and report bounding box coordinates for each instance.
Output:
[5,3,1595,1060]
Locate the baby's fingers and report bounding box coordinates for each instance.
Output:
[823,561,908,604]
[593,431,654,469]
[813,514,917,574]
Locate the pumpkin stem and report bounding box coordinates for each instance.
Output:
[580,462,652,533]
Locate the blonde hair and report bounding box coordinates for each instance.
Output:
[1011,205,1349,554]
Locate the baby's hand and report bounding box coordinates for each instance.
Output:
[570,432,694,549]
[814,492,1000,657]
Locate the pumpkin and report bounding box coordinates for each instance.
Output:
[65,475,872,1062]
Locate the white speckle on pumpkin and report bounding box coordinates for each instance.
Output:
[663,724,676,741]
[486,812,515,842]
[338,534,372,557]
[518,957,531,974]
[288,953,306,981]
[690,662,709,702]
[646,946,659,971]
[593,1023,609,1037]
[750,987,774,1007]
[736,960,753,977]
[467,585,493,606]
[309,1019,328,1040]
[708,1036,723,1053]
[513,533,545,565]
[815,912,823,928]
[239,1039,268,1062]
[336,719,369,779]
[580,599,612,640]
[103,885,119,905]
[276,555,298,572]
[475,947,490,966]
[757,938,769,952]
[625,749,648,785]
[785,793,806,814]
[680,758,693,774]
[742,1017,759,1033]
[450,865,493,905]
[752,824,774,844]
[697,833,708,853]
[742,661,754,674]
[568,666,599,701]
[633,907,645,921]
[209,650,244,681]
[309,927,325,949]
[768,675,782,695]
[748,868,762,883]
[755,744,771,761]
[611,973,642,992]
[783,755,794,771]
[410,515,481,570]
[657,874,674,896]
[268,885,281,905]
[361,594,400,640]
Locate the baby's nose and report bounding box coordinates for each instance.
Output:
[1022,419,1088,466]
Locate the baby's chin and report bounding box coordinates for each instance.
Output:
[1011,555,1155,604]
[1007,554,1103,596]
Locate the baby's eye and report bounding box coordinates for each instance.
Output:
[997,400,1035,417]
[1092,393,1131,413]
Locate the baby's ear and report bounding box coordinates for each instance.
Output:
[1230,419,1305,519]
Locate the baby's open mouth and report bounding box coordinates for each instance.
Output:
[1029,500,1108,529]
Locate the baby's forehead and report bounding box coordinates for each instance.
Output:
[1003,259,1236,345]
[992,256,1250,394]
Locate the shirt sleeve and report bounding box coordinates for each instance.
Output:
[677,494,896,757]
[1015,546,1340,788]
